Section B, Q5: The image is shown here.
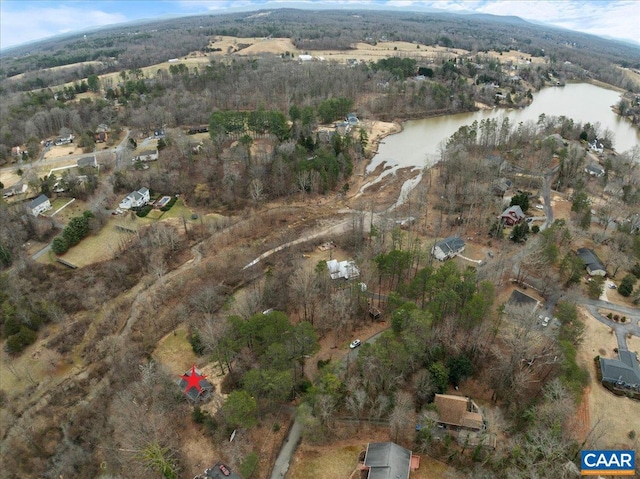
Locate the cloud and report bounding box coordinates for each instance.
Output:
[1,4,127,50]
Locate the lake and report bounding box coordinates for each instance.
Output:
[367,83,640,175]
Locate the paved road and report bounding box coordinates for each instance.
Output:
[582,299,640,351]
[269,416,302,479]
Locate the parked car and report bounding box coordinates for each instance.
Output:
[542,317,550,327]
[350,339,362,349]
[219,464,231,476]
[535,204,544,210]
[608,283,617,289]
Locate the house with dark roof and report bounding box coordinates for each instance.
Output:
[584,163,605,177]
[500,205,525,226]
[506,289,540,316]
[77,155,97,168]
[362,442,417,479]
[576,247,606,276]
[434,394,485,432]
[431,236,465,261]
[178,366,214,403]
[600,350,640,394]
[27,194,52,217]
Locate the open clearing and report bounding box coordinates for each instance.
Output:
[575,306,640,449]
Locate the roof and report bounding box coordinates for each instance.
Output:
[501,205,525,220]
[363,442,412,479]
[435,236,465,254]
[326,259,360,280]
[507,289,539,310]
[576,247,605,273]
[137,149,158,156]
[434,394,484,430]
[600,351,640,387]
[77,156,96,167]
[28,194,50,209]
[178,367,214,402]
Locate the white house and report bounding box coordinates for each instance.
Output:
[133,149,159,163]
[326,259,360,280]
[27,194,52,216]
[431,236,466,261]
[588,139,604,154]
[119,187,150,210]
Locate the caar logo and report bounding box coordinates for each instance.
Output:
[581,450,635,476]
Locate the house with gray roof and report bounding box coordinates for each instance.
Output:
[600,350,640,393]
[77,155,97,168]
[500,205,525,226]
[363,442,415,479]
[119,187,150,210]
[576,247,606,276]
[27,194,52,217]
[431,236,465,261]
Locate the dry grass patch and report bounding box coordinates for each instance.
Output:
[289,443,361,479]
[153,326,199,377]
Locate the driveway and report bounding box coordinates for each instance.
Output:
[269,327,389,479]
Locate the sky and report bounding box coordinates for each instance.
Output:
[1,0,639,51]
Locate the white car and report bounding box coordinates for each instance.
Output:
[542,317,550,327]
[350,339,362,349]
[535,204,544,210]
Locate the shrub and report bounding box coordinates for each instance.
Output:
[136,205,152,217]
[189,329,205,355]
[619,274,636,297]
[51,236,69,255]
[607,312,613,319]
[6,326,37,354]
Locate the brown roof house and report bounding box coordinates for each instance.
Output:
[434,394,485,432]
[500,205,525,226]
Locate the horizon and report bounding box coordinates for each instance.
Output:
[1,0,639,52]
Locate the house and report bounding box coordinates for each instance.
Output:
[77,156,97,168]
[10,146,22,157]
[54,134,74,146]
[178,365,214,403]
[133,149,159,163]
[584,163,605,177]
[27,194,52,217]
[600,350,640,393]
[491,178,512,196]
[118,187,150,210]
[326,259,360,280]
[346,112,359,125]
[589,139,604,154]
[434,394,485,432]
[94,131,108,143]
[431,236,465,261]
[576,247,606,276]
[298,54,313,62]
[362,442,418,479]
[500,205,525,226]
[2,183,27,198]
